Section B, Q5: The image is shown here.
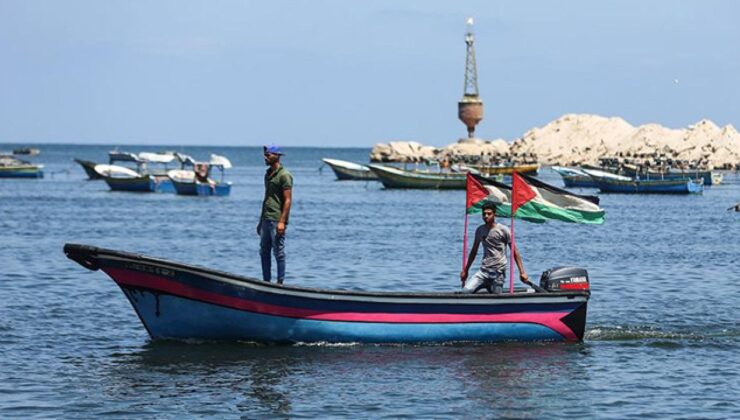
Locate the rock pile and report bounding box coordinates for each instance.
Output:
[371,114,740,169]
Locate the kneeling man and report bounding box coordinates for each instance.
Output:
[460,203,529,293]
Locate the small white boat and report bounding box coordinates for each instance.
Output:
[322,158,378,181]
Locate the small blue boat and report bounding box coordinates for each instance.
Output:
[620,163,719,186]
[592,176,704,194]
[167,155,232,197]
[0,156,44,178]
[63,244,590,344]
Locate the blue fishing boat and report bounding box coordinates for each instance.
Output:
[63,244,590,344]
[586,170,704,194]
[0,159,44,178]
[620,163,720,186]
[551,166,599,188]
[167,155,232,197]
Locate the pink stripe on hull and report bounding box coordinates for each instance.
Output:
[104,268,579,341]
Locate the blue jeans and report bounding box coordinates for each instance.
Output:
[462,269,505,294]
[259,219,285,283]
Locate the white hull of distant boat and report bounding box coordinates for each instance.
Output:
[322,158,378,181]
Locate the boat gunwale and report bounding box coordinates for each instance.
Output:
[64,243,589,302]
[322,158,373,173]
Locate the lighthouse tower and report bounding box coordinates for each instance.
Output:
[458,17,484,139]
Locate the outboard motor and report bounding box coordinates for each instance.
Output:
[540,266,589,291]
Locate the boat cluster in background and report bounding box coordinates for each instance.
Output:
[550,156,724,194]
[322,157,538,189]
[75,150,232,196]
[321,154,731,196]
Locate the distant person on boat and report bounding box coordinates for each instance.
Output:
[194,163,216,191]
[460,203,529,293]
[257,144,293,284]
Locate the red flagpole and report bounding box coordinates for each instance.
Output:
[509,171,517,294]
[509,213,515,294]
[462,212,469,284]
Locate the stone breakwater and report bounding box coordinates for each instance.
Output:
[370,114,740,169]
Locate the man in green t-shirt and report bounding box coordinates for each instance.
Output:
[257,144,293,284]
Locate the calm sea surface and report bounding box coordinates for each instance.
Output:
[1,144,739,418]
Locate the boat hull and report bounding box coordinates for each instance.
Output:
[323,159,378,181]
[171,178,197,195]
[0,166,44,178]
[103,175,156,192]
[172,179,231,196]
[195,182,231,196]
[74,159,103,180]
[369,165,467,189]
[596,178,704,194]
[63,244,589,344]
[620,167,717,186]
[119,288,569,343]
[153,176,175,193]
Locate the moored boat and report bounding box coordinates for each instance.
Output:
[586,170,704,194]
[63,244,590,343]
[168,169,232,197]
[167,154,232,197]
[322,158,378,181]
[12,147,40,156]
[95,164,156,192]
[368,164,469,189]
[620,163,719,186]
[0,156,44,178]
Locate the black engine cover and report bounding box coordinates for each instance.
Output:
[540,266,589,291]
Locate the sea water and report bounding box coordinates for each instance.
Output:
[1,144,738,418]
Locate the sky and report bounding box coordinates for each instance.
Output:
[1,0,739,147]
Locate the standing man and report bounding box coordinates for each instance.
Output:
[460,203,529,293]
[257,144,293,284]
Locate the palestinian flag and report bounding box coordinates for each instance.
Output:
[465,172,605,224]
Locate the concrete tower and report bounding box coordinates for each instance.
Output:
[458,17,484,138]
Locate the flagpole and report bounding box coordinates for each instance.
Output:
[462,212,469,281]
[509,171,517,294]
